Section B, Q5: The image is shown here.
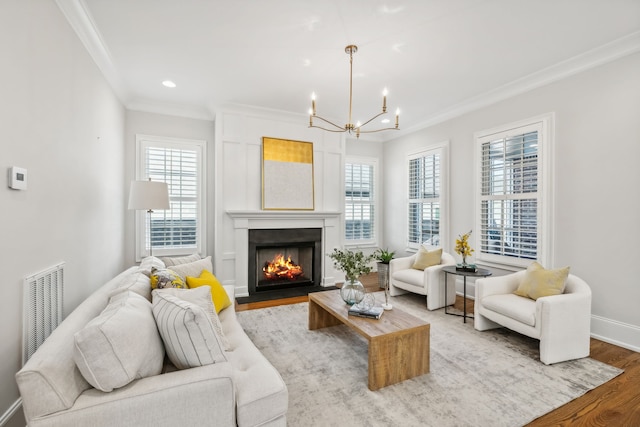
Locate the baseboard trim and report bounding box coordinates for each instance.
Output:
[591,315,640,353]
[0,399,22,427]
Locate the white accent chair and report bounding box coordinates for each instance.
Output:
[474,271,592,365]
[389,251,456,310]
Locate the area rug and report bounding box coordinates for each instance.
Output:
[236,293,622,427]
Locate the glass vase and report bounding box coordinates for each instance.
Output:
[340,279,365,305]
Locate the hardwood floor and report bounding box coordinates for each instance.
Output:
[235,273,640,426]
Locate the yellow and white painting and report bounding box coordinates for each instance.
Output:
[262,137,314,210]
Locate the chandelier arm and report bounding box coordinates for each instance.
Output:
[309,124,349,133]
[356,111,387,129]
[311,115,347,131]
[356,127,400,134]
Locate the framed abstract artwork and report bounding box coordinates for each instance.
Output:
[262,137,314,210]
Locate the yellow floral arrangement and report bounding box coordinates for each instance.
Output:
[454,230,474,265]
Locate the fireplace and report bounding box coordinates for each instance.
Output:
[248,228,322,295]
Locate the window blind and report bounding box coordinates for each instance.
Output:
[408,152,440,246]
[479,130,538,261]
[345,162,375,241]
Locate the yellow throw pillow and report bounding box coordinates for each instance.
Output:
[514,262,570,300]
[186,270,232,313]
[412,247,443,270]
[150,268,186,290]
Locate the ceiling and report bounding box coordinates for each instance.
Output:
[57,0,640,138]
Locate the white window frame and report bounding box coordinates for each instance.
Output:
[344,156,379,247]
[134,134,207,261]
[474,114,554,269]
[406,142,449,252]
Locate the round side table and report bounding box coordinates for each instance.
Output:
[442,265,492,323]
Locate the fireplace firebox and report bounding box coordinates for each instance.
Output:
[248,228,322,294]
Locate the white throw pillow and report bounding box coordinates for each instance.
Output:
[152,291,227,370]
[138,256,166,277]
[73,291,164,392]
[154,287,230,350]
[161,253,201,267]
[169,256,213,282]
[112,271,152,301]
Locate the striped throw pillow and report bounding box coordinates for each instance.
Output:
[152,291,227,370]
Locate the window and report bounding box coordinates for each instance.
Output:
[345,158,377,245]
[408,144,448,250]
[475,115,553,268]
[135,135,206,260]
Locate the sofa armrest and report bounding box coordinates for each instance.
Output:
[536,287,592,364]
[476,271,526,299]
[224,285,235,301]
[32,362,236,427]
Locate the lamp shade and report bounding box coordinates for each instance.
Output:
[128,180,170,210]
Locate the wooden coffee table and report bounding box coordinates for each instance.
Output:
[308,290,430,390]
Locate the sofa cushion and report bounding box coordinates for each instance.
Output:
[514,262,570,300]
[150,268,186,290]
[155,287,230,351]
[219,304,289,427]
[170,256,213,281]
[412,246,442,270]
[482,293,537,326]
[73,291,165,392]
[152,291,227,370]
[186,269,232,313]
[161,252,202,267]
[392,268,425,287]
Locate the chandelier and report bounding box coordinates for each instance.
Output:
[308,45,400,138]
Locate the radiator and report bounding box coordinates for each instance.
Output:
[23,263,65,364]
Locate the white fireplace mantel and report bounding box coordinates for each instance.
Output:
[227,210,341,221]
[226,210,343,296]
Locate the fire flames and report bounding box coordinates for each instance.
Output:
[263,254,304,281]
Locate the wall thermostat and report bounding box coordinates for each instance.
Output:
[9,166,27,190]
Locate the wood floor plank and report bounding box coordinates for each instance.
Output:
[235,273,640,425]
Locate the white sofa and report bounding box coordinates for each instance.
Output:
[474,270,592,365]
[16,258,288,426]
[389,250,456,310]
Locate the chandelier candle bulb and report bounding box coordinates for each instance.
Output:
[311,93,316,115]
[395,108,400,127]
[383,88,388,112]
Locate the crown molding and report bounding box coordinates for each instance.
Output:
[127,98,214,121]
[396,31,640,139]
[55,0,129,104]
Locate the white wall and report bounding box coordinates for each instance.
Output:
[0,0,126,423]
[214,106,346,294]
[383,52,640,350]
[123,110,215,264]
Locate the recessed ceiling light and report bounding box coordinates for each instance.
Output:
[381,118,391,124]
[162,80,176,88]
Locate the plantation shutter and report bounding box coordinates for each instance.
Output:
[479,129,539,262]
[345,161,375,242]
[408,151,440,247]
[146,146,199,249]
